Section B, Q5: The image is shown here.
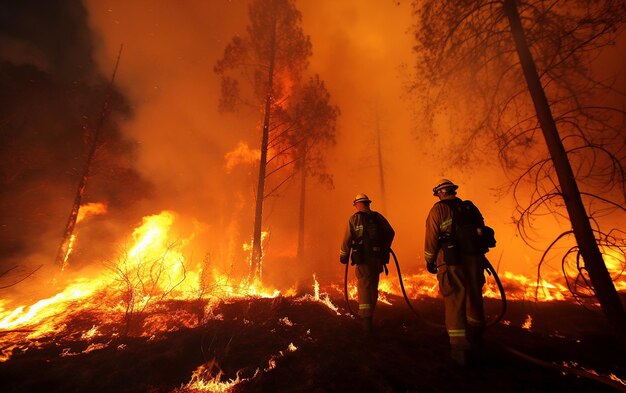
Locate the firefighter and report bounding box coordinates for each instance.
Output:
[340,193,395,334]
[424,179,487,365]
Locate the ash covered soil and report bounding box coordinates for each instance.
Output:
[1,294,625,393]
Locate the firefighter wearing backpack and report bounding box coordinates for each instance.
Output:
[340,193,395,334]
[424,179,495,365]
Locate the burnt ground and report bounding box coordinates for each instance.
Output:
[0,294,625,393]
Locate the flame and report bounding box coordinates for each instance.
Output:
[243,231,269,283]
[0,278,99,333]
[273,70,295,110]
[179,341,299,392]
[184,359,241,392]
[3,205,625,371]
[62,202,108,269]
[62,234,77,268]
[313,273,320,299]
[224,142,260,172]
[522,314,533,330]
[76,202,108,223]
[370,269,571,303]
[609,374,626,386]
[0,210,291,361]
[603,247,626,291]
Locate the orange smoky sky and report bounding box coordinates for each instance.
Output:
[71,0,625,287]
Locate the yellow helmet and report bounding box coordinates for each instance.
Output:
[353,193,372,205]
[432,179,458,196]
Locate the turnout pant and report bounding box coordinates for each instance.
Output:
[355,263,381,318]
[436,255,486,348]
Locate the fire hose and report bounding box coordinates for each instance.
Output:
[342,250,626,392]
[343,249,507,328]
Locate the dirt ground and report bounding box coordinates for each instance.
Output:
[1,294,625,393]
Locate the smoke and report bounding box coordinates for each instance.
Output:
[3,0,599,298]
[0,0,150,291]
[0,0,97,82]
[87,0,528,282]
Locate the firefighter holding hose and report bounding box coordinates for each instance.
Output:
[340,193,395,335]
[424,179,495,365]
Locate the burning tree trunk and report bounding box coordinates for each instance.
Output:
[503,0,626,344]
[215,0,313,283]
[55,46,123,269]
[251,20,276,281]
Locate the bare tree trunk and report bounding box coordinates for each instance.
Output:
[251,17,277,283]
[55,45,123,270]
[375,114,386,211]
[297,149,307,259]
[503,0,626,345]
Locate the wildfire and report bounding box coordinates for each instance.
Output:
[61,202,108,269]
[603,247,626,292]
[307,274,340,314]
[178,340,300,393]
[2,206,625,372]
[366,268,571,303]
[61,234,77,268]
[0,278,100,334]
[76,202,108,222]
[0,210,293,363]
[522,314,533,330]
[224,142,260,173]
[182,359,241,393]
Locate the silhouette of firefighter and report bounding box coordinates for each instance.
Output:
[424,179,496,364]
[340,193,395,334]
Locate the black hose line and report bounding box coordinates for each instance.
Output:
[343,250,508,327]
[343,261,357,317]
[390,249,508,328]
[390,249,442,328]
[492,341,626,393]
[484,258,507,327]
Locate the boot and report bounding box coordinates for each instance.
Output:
[450,348,469,366]
[467,324,485,346]
[362,316,373,335]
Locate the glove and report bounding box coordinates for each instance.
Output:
[426,261,438,274]
[340,256,349,265]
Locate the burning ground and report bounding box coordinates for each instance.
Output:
[0,210,625,393]
[1,288,626,393]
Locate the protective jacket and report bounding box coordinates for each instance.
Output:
[424,198,456,265]
[340,209,395,320]
[340,210,395,270]
[424,197,487,264]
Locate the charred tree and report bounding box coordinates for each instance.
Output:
[215,0,312,282]
[361,101,388,211]
[251,19,276,282]
[273,76,338,259]
[502,0,626,345]
[297,147,308,258]
[55,46,123,269]
[412,0,626,344]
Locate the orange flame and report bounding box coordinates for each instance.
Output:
[522,314,533,330]
[62,202,108,269]
[76,202,108,223]
[224,142,260,173]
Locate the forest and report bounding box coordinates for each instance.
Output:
[1,1,625,392]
